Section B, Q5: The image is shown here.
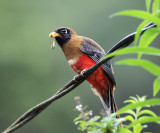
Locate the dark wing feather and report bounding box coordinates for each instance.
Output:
[81,37,116,85]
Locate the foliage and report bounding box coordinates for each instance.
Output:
[106,0,160,96]
[74,0,160,133]
[74,96,125,133]
[74,96,160,133]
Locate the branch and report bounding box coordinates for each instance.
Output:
[3,23,156,133]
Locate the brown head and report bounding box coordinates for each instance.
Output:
[49,27,83,60]
[49,27,77,48]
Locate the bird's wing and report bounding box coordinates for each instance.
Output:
[81,37,116,85]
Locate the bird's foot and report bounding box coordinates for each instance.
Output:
[72,69,87,82]
[80,69,87,76]
[73,75,78,82]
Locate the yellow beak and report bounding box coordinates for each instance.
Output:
[49,32,61,38]
[49,32,61,49]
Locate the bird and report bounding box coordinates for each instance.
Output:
[49,27,118,116]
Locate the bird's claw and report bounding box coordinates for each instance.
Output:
[80,69,87,76]
[72,69,87,82]
[73,75,78,82]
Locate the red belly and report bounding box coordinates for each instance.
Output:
[71,53,110,97]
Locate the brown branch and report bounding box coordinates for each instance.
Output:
[2,23,156,133]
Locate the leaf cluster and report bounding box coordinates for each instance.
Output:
[74,96,160,133]
[109,0,160,97]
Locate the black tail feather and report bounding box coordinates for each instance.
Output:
[100,88,117,116]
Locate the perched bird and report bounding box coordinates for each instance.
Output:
[49,27,117,115]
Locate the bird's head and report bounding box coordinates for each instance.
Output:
[49,27,76,49]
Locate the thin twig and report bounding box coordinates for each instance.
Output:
[2,23,156,133]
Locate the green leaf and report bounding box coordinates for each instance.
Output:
[74,116,81,122]
[134,20,149,46]
[133,124,143,133]
[145,0,152,12]
[124,99,136,104]
[136,95,147,102]
[130,96,139,102]
[125,115,135,122]
[77,121,86,131]
[101,47,160,60]
[137,27,160,59]
[125,110,136,117]
[88,116,100,122]
[127,116,160,128]
[88,129,101,133]
[111,10,160,26]
[152,0,160,14]
[114,98,160,117]
[153,77,160,96]
[138,109,157,117]
[86,121,101,126]
[115,59,160,76]
[118,127,132,133]
[139,27,160,48]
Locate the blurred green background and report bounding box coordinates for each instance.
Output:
[0,0,160,132]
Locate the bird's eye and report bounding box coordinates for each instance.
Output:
[61,29,67,34]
